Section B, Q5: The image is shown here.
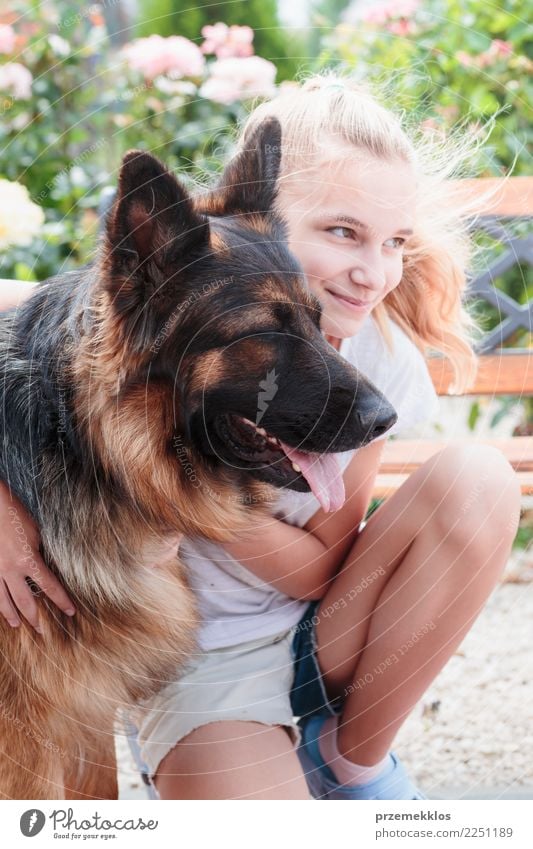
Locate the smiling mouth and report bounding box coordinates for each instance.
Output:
[214,413,346,512]
[326,289,374,309]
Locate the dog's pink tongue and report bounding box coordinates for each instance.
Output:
[278,441,345,513]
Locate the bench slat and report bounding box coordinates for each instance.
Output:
[428,353,533,396]
[381,436,533,474]
[374,470,533,498]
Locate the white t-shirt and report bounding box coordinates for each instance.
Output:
[180,315,439,650]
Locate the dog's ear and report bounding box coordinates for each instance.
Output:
[107,149,209,266]
[102,150,209,322]
[205,117,282,218]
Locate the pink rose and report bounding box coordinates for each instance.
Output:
[122,35,205,80]
[469,40,514,69]
[361,6,389,25]
[455,51,477,68]
[397,0,420,15]
[201,23,254,58]
[0,62,32,99]
[200,56,276,105]
[0,24,16,54]
[487,39,513,61]
[458,40,513,70]
[221,25,254,59]
[362,0,419,24]
[201,22,229,54]
[387,19,416,36]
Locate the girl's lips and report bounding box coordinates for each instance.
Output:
[326,288,374,314]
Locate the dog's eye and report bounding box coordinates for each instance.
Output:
[232,326,280,343]
[272,302,293,324]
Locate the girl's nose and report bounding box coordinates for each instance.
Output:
[349,261,385,293]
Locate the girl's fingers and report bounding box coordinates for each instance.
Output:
[3,555,76,632]
[0,578,21,628]
[4,576,41,632]
[32,566,76,616]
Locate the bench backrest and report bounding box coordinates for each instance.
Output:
[428,176,533,397]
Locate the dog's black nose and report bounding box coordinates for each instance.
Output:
[356,406,397,441]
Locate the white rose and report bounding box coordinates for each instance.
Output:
[0,62,33,99]
[0,179,44,250]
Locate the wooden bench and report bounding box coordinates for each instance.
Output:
[375,176,533,497]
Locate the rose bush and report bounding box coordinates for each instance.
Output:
[0,2,277,281]
[318,0,531,177]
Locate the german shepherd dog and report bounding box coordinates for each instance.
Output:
[0,118,396,799]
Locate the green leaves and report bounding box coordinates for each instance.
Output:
[0,4,269,281]
[317,0,531,178]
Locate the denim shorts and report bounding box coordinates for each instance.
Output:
[290,600,343,720]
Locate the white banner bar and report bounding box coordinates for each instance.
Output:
[2,799,532,848]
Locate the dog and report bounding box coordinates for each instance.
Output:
[0,117,396,799]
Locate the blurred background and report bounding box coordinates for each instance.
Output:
[1,0,530,280]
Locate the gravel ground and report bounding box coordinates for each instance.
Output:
[115,551,533,800]
[396,552,533,799]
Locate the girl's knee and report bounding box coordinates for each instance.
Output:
[421,444,520,545]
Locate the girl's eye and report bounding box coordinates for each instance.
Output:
[384,237,406,249]
[327,226,357,239]
[327,227,406,250]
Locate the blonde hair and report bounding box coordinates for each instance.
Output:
[235,72,488,393]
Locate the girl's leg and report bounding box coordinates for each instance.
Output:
[154,721,310,800]
[315,445,521,765]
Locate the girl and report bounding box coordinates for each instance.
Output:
[0,74,521,800]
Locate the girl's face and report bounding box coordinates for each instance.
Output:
[277,151,416,342]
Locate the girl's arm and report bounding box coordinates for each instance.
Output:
[0,280,78,629]
[223,439,385,600]
[0,279,38,310]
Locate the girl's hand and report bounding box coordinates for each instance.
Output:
[0,481,76,632]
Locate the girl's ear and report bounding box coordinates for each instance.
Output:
[205,117,283,218]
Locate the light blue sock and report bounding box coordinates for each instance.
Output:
[318,715,394,787]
